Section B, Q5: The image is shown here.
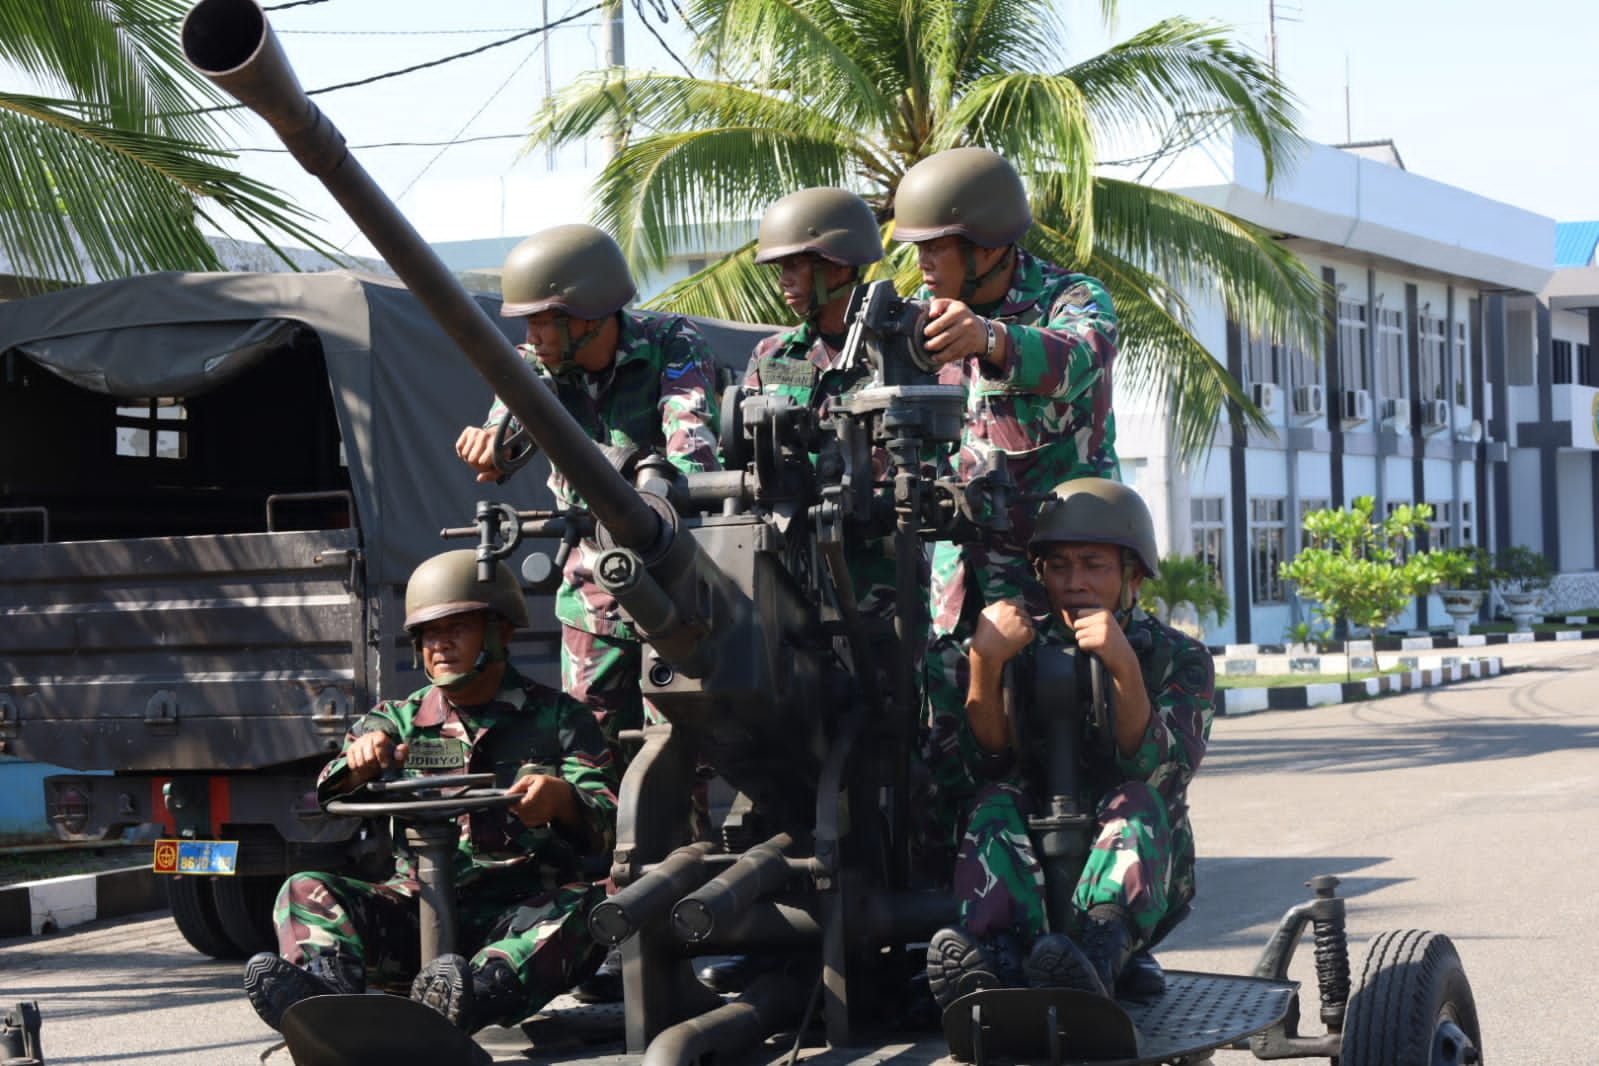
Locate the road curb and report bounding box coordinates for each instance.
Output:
[1217,655,1503,717]
[0,865,163,939]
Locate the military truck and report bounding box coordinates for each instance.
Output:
[0,270,764,958]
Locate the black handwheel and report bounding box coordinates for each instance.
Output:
[166,874,243,960]
[1340,929,1482,1066]
[490,408,538,478]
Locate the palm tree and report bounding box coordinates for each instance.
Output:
[0,0,338,288]
[527,0,1324,458]
[1141,553,1231,637]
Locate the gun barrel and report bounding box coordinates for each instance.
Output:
[670,833,793,942]
[180,0,662,553]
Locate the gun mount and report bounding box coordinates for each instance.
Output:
[181,0,1018,1057]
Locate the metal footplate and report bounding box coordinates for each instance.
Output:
[943,971,1297,1066]
[279,994,494,1066]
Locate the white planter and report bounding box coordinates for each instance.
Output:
[1438,589,1484,637]
[1501,590,1543,634]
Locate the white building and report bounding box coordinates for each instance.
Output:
[1123,134,1596,646]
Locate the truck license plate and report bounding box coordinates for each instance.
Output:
[152,838,240,875]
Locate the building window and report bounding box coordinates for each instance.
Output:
[1553,338,1573,385]
[1249,497,1287,605]
[1245,333,1279,387]
[115,398,188,460]
[1452,320,1470,406]
[1460,500,1474,546]
[1581,343,1597,388]
[1428,501,1453,551]
[1191,497,1226,586]
[1337,299,1369,392]
[1418,312,1447,400]
[1375,305,1406,401]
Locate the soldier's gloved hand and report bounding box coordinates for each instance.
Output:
[455,425,504,483]
[345,732,408,786]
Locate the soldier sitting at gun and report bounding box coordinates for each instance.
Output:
[243,550,618,1034]
[456,223,722,1001]
[925,479,1215,1009]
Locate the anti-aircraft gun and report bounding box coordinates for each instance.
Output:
[179,1,1017,1060]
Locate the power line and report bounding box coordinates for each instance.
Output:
[174,3,602,115]
[630,0,694,77]
[230,133,527,152]
[277,27,560,36]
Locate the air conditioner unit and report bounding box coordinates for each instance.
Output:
[1341,388,1371,425]
[1380,397,1409,433]
[1292,385,1325,419]
[1422,398,1451,433]
[1455,418,1484,444]
[1250,382,1281,416]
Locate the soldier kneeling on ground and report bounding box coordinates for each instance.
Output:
[243,550,618,1033]
[926,479,1215,1008]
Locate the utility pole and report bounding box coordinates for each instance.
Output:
[601,0,625,164]
[1267,0,1279,75]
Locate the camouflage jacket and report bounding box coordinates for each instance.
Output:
[741,322,915,622]
[1014,611,1214,801]
[922,249,1121,634]
[317,666,618,892]
[488,311,722,638]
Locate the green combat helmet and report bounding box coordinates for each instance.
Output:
[1029,478,1160,580]
[893,147,1032,249]
[499,223,636,320]
[403,550,529,690]
[755,188,883,267]
[755,187,883,317]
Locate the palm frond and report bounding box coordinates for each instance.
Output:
[1089,178,1326,358]
[643,238,793,326]
[1066,17,1303,187]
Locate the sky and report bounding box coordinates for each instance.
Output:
[202,0,1599,260]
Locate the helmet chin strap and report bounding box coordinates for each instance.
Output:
[1113,554,1141,628]
[547,316,606,378]
[804,261,854,320]
[959,244,1015,303]
[418,619,510,693]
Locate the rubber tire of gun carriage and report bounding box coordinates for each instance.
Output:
[1339,928,1482,1066]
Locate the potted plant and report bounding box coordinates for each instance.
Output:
[1141,553,1231,641]
[1433,546,1493,636]
[1494,545,1552,633]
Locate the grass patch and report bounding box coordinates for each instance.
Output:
[1218,667,1407,690]
[0,844,147,888]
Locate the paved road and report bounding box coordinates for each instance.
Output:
[3,642,1594,1065]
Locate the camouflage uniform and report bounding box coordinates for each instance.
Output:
[923,249,1121,838]
[488,311,721,749]
[271,667,618,1024]
[952,610,1214,953]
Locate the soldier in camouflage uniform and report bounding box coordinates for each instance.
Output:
[741,187,921,634]
[456,223,720,1002]
[925,480,1214,1010]
[891,147,1123,845]
[242,550,618,1034]
[456,223,722,754]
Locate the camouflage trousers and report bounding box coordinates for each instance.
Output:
[953,778,1182,951]
[561,625,656,754]
[922,546,1047,852]
[273,870,605,1025]
[562,624,709,845]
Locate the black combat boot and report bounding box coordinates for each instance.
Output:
[1022,934,1106,996]
[1079,904,1135,995]
[925,927,1003,1010]
[244,951,360,1031]
[571,945,623,1003]
[1116,949,1166,1000]
[467,957,526,1031]
[410,954,474,1030]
